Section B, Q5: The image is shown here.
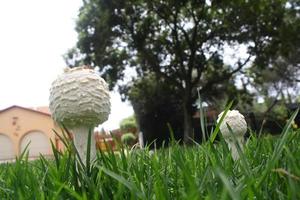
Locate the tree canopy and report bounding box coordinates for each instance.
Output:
[67,0,300,142]
[128,73,184,146]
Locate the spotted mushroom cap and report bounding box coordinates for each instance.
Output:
[49,66,111,128]
[217,110,247,139]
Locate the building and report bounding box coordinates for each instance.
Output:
[0,105,61,161]
[0,105,134,161]
[95,129,123,151]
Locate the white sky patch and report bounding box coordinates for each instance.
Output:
[223,43,252,66]
[223,43,256,91]
[0,0,133,130]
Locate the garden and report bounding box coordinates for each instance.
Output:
[1,0,299,199]
[0,107,299,199]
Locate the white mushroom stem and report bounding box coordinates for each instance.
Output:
[71,126,96,162]
[225,136,244,161]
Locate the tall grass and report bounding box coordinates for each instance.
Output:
[0,111,299,199]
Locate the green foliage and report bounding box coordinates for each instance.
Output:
[0,113,300,199]
[121,133,137,146]
[68,0,299,142]
[251,99,289,134]
[253,100,288,121]
[272,103,289,121]
[249,0,300,97]
[128,74,184,146]
[119,116,137,133]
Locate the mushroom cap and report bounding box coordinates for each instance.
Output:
[49,67,111,128]
[217,110,247,139]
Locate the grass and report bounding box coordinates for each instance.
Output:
[0,112,300,199]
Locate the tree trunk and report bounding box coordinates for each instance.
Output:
[183,96,194,144]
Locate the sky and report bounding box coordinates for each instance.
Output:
[0,0,133,130]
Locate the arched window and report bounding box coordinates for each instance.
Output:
[0,133,14,160]
[20,131,50,158]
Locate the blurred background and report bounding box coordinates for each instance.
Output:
[0,0,299,149]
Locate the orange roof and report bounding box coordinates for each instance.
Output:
[0,105,51,117]
[32,106,51,115]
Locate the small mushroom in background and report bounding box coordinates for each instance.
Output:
[217,110,247,160]
[49,66,111,162]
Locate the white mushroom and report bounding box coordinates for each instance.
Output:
[49,66,111,162]
[217,110,247,160]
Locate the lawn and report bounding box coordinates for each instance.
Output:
[0,119,300,199]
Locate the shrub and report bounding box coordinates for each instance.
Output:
[121,133,137,146]
[119,116,137,133]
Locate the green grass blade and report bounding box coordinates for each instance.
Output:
[257,108,299,187]
[225,123,252,177]
[101,167,145,199]
[216,168,240,200]
[197,89,207,141]
[210,100,233,143]
[86,128,92,175]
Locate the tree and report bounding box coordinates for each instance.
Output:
[249,0,300,103]
[67,0,297,143]
[128,74,184,147]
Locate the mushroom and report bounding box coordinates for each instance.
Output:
[49,66,111,162]
[217,110,247,160]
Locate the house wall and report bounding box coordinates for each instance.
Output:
[0,106,59,158]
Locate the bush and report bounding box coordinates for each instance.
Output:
[119,116,137,133]
[251,100,289,134]
[121,133,137,146]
